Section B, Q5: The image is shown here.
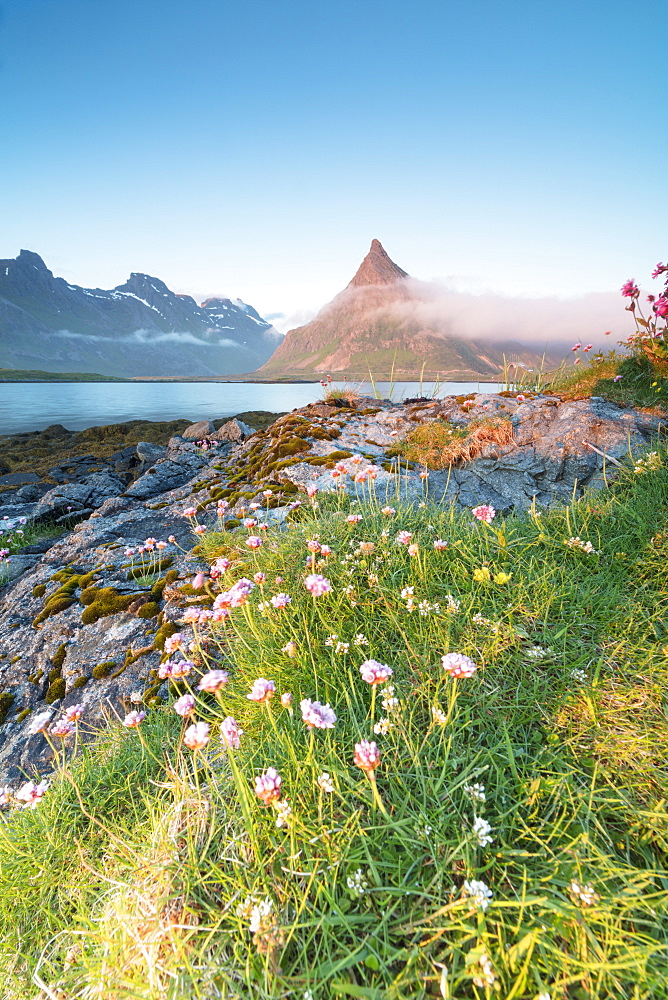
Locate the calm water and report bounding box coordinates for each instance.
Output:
[0,381,501,435]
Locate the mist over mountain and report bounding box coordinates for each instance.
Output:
[256,240,624,380]
[0,250,282,377]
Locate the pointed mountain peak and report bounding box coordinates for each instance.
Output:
[348,239,409,288]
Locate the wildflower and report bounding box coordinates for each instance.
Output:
[0,787,11,807]
[273,798,292,828]
[325,634,338,646]
[243,518,257,528]
[197,669,229,692]
[583,344,593,352]
[358,540,375,554]
[253,571,267,584]
[613,374,623,382]
[193,525,207,535]
[565,536,596,554]
[472,815,494,846]
[374,717,391,734]
[571,342,581,351]
[570,880,600,906]
[306,539,321,553]
[270,592,292,609]
[280,692,293,708]
[400,586,414,599]
[419,470,429,479]
[524,645,552,661]
[570,668,587,684]
[210,556,230,578]
[433,538,448,550]
[335,641,350,654]
[353,632,369,646]
[463,878,493,911]
[122,710,147,728]
[163,632,184,654]
[304,574,332,596]
[396,530,412,545]
[320,543,332,557]
[359,659,393,685]
[26,710,53,736]
[317,771,335,792]
[651,262,668,278]
[463,782,486,802]
[444,594,460,614]
[381,685,399,711]
[247,677,276,702]
[306,484,318,497]
[418,599,440,615]
[441,652,477,679]
[49,720,75,739]
[621,279,639,298]
[184,721,210,750]
[354,739,381,772]
[407,543,420,556]
[255,767,282,805]
[300,698,337,729]
[15,780,49,809]
[246,535,263,549]
[473,566,491,583]
[516,393,526,401]
[282,640,298,657]
[346,514,363,524]
[64,703,84,722]
[472,953,498,989]
[221,715,243,749]
[431,706,447,726]
[472,504,496,523]
[347,868,368,895]
[381,506,396,515]
[129,691,143,703]
[173,694,196,716]
[494,571,512,584]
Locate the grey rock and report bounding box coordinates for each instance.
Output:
[124,453,208,500]
[182,420,215,440]
[32,472,126,522]
[0,472,41,486]
[13,483,52,502]
[0,554,40,586]
[136,441,167,464]
[212,418,254,443]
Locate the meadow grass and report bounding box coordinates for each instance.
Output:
[1,447,668,998]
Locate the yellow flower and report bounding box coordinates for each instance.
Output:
[473,567,491,583]
[494,571,512,585]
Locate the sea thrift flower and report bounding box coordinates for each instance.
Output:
[280,692,293,708]
[221,716,243,749]
[472,504,495,523]
[396,530,412,545]
[64,703,84,723]
[246,535,263,549]
[15,780,49,809]
[197,669,229,692]
[306,539,321,553]
[254,572,267,584]
[192,573,206,589]
[163,633,184,654]
[583,344,593,352]
[173,694,196,716]
[254,767,282,805]
[463,879,493,911]
[193,525,207,535]
[317,772,335,793]
[49,720,74,739]
[282,640,298,657]
[300,698,337,729]
[621,279,639,298]
[346,514,363,524]
[354,739,381,772]
[210,557,231,578]
[247,678,276,702]
[270,592,292,609]
[613,374,623,382]
[433,538,448,550]
[381,506,396,515]
[303,574,332,596]
[243,518,257,528]
[320,543,332,557]
[441,652,477,678]
[184,721,210,750]
[359,659,393,685]
[122,710,147,728]
[571,343,581,351]
[26,710,53,736]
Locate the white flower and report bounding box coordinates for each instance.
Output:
[346,868,368,896]
[334,641,350,655]
[431,706,447,726]
[324,634,338,646]
[353,633,369,646]
[463,782,486,802]
[249,897,273,933]
[463,879,493,911]
[275,799,292,828]
[444,594,460,614]
[317,772,335,793]
[373,717,391,735]
[26,710,53,736]
[472,815,493,846]
[472,952,497,988]
[570,668,588,684]
[570,880,600,906]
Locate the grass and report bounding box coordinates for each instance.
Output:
[548,351,668,411]
[393,416,514,469]
[1,445,668,998]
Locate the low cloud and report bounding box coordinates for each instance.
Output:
[54,329,241,349]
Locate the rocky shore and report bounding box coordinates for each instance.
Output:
[0,390,663,785]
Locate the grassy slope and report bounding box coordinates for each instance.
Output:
[1,442,668,998]
[0,368,126,382]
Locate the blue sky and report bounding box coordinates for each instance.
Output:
[1,0,665,329]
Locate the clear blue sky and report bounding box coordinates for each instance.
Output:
[1,0,665,327]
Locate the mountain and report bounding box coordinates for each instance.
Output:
[0,250,282,377]
[255,239,567,380]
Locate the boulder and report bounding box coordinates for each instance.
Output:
[124,453,208,500]
[136,441,167,465]
[32,472,126,523]
[182,420,215,440]
[212,418,254,443]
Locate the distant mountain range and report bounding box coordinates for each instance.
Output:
[0,250,282,377]
[255,240,570,380]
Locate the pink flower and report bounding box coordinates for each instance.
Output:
[419,470,429,479]
[15,779,49,808]
[49,720,75,739]
[655,295,668,318]
[221,715,243,749]
[64,703,84,723]
[254,572,267,584]
[651,262,668,278]
[184,721,210,750]
[282,640,298,657]
[210,557,230,578]
[246,535,263,549]
[243,518,257,528]
[433,539,448,550]
[571,343,581,351]
[306,484,318,497]
[270,592,292,609]
[359,659,393,685]
[143,537,157,550]
[306,539,321,553]
[173,694,196,716]
[197,669,229,692]
[255,767,282,805]
[621,279,639,298]
[381,506,396,515]
[516,393,526,402]
[583,344,593,352]
[300,698,337,729]
[346,514,363,524]
[320,544,332,557]
[407,543,419,556]
[396,530,412,545]
[263,489,273,498]
[304,574,332,596]
[441,652,477,678]
[472,504,496,523]
[247,677,276,702]
[354,739,381,772]
[193,525,207,535]
[281,692,293,708]
[613,374,623,382]
[163,633,183,654]
[123,710,147,728]
[192,573,206,589]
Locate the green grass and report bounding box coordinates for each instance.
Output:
[0,368,125,382]
[548,351,668,410]
[2,449,668,997]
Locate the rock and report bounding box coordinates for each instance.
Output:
[32,472,126,523]
[18,536,63,555]
[0,554,40,587]
[123,453,209,500]
[212,418,254,443]
[136,441,167,464]
[12,483,52,502]
[182,420,215,440]
[107,445,141,475]
[0,472,42,486]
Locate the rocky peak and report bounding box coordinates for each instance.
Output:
[348,239,409,288]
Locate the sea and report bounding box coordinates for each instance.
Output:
[0,380,502,435]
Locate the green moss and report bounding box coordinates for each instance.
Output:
[73,676,89,689]
[10,655,21,665]
[326,450,353,461]
[224,518,242,530]
[78,571,98,588]
[136,602,160,619]
[80,589,138,625]
[359,407,381,415]
[16,708,30,723]
[275,437,311,458]
[152,621,179,651]
[32,597,75,627]
[91,661,116,679]
[45,678,66,703]
[32,583,47,599]
[51,643,67,672]
[0,693,15,724]
[148,501,169,509]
